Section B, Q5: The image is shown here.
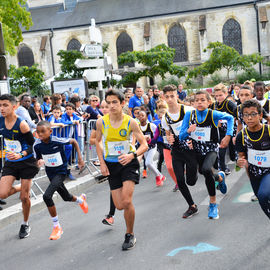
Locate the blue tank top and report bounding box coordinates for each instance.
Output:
[0,116,33,162]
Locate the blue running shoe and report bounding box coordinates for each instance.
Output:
[208,203,219,219]
[217,171,227,194]
[68,173,76,181]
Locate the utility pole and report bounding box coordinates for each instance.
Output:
[0,23,8,80]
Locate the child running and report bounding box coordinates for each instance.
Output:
[33,121,88,240]
[236,99,270,220]
[180,90,234,219]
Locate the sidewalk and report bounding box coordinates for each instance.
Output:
[0,166,102,228]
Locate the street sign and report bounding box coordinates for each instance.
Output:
[83,68,105,82]
[75,58,104,69]
[83,44,103,57]
[0,80,9,94]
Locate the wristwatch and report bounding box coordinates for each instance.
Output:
[20,152,25,158]
[132,152,137,159]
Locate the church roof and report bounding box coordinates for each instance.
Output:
[25,0,262,32]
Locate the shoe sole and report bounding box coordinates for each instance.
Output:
[102,219,113,226]
[122,238,136,251]
[182,210,199,219]
[19,227,31,239]
[208,209,219,220]
[50,230,63,240]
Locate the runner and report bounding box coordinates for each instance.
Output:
[138,110,166,187]
[33,121,88,240]
[0,94,39,238]
[95,89,148,250]
[180,90,234,219]
[236,99,270,220]
[161,84,198,218]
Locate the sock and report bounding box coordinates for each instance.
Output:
[76,196,83,204]
[52,216,60,228]
[22,221,29,226]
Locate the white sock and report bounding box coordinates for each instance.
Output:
[76,196,83,204]
[52,216,60,228]
[22,221,29,226]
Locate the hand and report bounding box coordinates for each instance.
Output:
[78,159,85,169]
[60,123,65,128]
[187,139,193,150]
[100,162,110,176]
[237,157,248,168]
[37,159,45,167]
[187,124,196,133]
[220,135,231,148]
[74,120,80,125]
[145,136,151,143]
[232,137,236,145]
[167,134,175,145]
[218,120,222,128]
[6,152,21,160]
[118,153,133,166]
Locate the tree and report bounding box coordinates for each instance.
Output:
[0,0,33,55]
[8,64,49,97]
[117,44,187,85]
[187,42,263,82]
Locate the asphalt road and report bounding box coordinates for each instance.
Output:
[0,164,269,270]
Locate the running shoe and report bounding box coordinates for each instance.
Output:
[49,226,63,240]
[217,171,227,194]
[225,168,231,175]
[182,205,198,219]
[102,215,114,226]
[122,233,136,250]
[251,194,258,202]
[0,199,6,205]
[172,184,179,192]
[19,224,31,239]
[161,175,166,183]
[142,169,147,178]
[156,175,164,187]
[79,193,88,214]
[208,203,219,219]
[68,173,76,181]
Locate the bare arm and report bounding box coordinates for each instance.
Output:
[70,138,84,169]
[90,129,96,145]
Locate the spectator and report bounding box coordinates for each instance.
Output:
[123,90,132,115]
[177,84,186,101]
[16,93,37,131]
[51,93,65,114]
[147,88,153,99]
[81,97,89,112]
[41,95,51,119]
[149,86,160,117]
[31,96,37,107]
[29,102,44,124]
[128,86,144,117]
[61,93,67,107]
[86,95,103,120]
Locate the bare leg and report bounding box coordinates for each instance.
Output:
[0,175,17,198]
[20,179,32,222]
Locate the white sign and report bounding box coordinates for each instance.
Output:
[75,59,104,69]
[51,79,87,98]
[83,44,103,57]
[83,69,105,82]
[0,80,9,94]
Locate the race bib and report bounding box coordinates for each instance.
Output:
[42,152,63,167]
[107,141,130,156]
[163,136,169,144]
[191,127,211,142]
[4,139,22,153]
[170,121,182,136]
[248,149,270,168]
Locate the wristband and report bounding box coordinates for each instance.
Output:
[133,152,137,159]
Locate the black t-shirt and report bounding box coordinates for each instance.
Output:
[235,127,264,153]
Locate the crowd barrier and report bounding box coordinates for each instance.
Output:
[0,120,102,199]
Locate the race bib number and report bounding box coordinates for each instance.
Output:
[107,141,130,156]
[248,149,270,168]
[170,121,182,136]
[42,152,63,167]
[4,139,22,153]
[191,127,211,142]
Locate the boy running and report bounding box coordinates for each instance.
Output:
[34,121,88,240]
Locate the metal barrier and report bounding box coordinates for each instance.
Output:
[0,120,102,199]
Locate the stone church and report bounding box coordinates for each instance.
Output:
[7,0,270,88]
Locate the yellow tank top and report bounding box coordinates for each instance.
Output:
[102,114,134,162]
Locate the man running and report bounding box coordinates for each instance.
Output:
[95,89,148,250]
[0,94,39,238]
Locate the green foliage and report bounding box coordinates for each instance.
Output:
[8,64,49,96]
[117,44,187,85]
[158,76,180,89]
[0,0,33,55]
[236,68,270,83]
[187,42,263,82]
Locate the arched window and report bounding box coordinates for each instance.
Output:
[18,45,34,67]
[222,19,242,54]
[168,24,188,62]
[67,38,81,51]
[116,32,134,68]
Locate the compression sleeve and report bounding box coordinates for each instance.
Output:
[212,110,234,136]
[22,131,35,155]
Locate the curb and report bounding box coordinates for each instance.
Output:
[0,172,100,228]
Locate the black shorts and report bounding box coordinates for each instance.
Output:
[2,157,39,180]
[105,158,140,190]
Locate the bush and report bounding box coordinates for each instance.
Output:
[236,68,270,83]
[158,76,180,89]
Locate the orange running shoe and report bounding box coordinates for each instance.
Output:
[79,193,88,214]
[142,169,147,178]
[49,226,63,240]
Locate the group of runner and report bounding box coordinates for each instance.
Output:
[0,80,269,251]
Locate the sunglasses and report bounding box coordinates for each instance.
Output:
[91,100,98,102]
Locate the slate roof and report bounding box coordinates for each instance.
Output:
[25,0,263,32]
